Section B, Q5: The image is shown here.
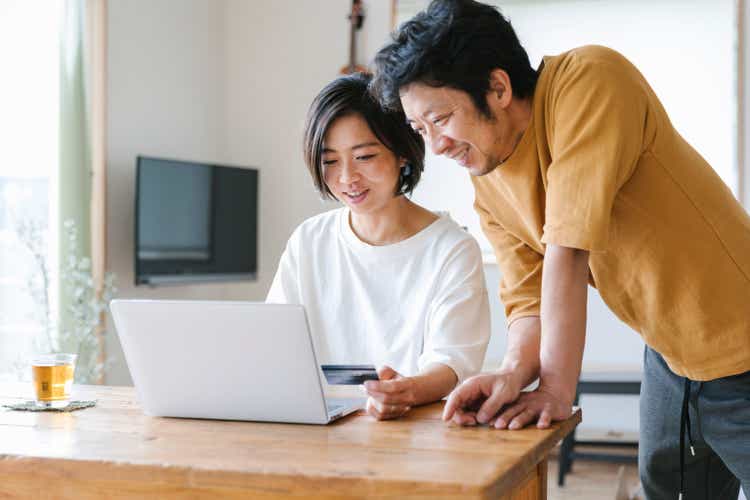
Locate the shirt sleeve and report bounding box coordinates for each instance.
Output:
[541,48,646,252]
[418,236,491,383]
[265,231,302,304]
[475,198,543,327]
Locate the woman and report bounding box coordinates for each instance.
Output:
[267,73,490,420]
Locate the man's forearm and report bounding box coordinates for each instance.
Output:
[498,315,542,390]
[539,244,589,406]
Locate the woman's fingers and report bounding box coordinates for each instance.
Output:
[376,365,399,380]
[365,376,416,405]
[366,397,391,420]
[366,397,410,420]
[365,385,413,405]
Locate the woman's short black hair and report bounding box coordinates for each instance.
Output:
[303,72,425,200]
[371,0,538,117]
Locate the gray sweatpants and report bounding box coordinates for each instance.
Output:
[639,346,750,500]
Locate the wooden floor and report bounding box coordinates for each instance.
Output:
[547,456,640,500]
[547,453,747,500]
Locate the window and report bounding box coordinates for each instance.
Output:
[0,1,62,380]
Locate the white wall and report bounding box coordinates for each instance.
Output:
[222,0,347,301]
[221,0,395,298]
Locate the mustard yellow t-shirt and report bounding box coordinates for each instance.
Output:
[472,45,750,381]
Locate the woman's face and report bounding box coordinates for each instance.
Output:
[322,113,403,215]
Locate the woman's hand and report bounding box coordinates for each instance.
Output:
[364,366,416,420]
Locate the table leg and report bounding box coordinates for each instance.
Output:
[504,458,548,500]
[539,459,548,500]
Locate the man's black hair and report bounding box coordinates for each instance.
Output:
[371,0,537,117]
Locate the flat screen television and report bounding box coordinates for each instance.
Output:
[135,156,258,285]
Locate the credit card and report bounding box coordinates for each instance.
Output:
[321,364,379,385]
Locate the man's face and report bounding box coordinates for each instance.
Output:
[400,83,507,177]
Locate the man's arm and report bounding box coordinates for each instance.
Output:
[538,243,589,408]
[444,243,589,429]
[497,315,541,391]
[492,243,588,429]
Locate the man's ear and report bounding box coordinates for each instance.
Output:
[488,68,513,108]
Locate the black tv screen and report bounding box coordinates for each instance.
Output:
[135,156,258,285]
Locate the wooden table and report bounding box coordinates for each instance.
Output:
[0,383,580,499]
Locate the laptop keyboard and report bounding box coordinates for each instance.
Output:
[327,403,344,414]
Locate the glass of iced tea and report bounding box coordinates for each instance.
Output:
[31,353,77,408]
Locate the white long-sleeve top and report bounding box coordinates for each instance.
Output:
[266,208,490,383]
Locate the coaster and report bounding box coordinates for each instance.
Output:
[2,400,97,412]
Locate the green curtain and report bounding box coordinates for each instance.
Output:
[58,0,91,352]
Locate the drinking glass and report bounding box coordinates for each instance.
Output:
[31,353,77,408]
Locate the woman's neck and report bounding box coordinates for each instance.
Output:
[349,197,437,246]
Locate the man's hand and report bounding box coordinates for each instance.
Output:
[442,371,523,426]
[443,373,572,429]
[442,243,587,430]
[486,384,572,429]
[364,366,416,420]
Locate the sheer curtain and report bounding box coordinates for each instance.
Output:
[58,0,108,383]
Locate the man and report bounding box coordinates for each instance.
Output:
[371,1,750,498]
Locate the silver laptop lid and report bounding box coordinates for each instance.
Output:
[110,300,330,424]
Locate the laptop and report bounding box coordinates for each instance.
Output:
[110,299,364,424]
